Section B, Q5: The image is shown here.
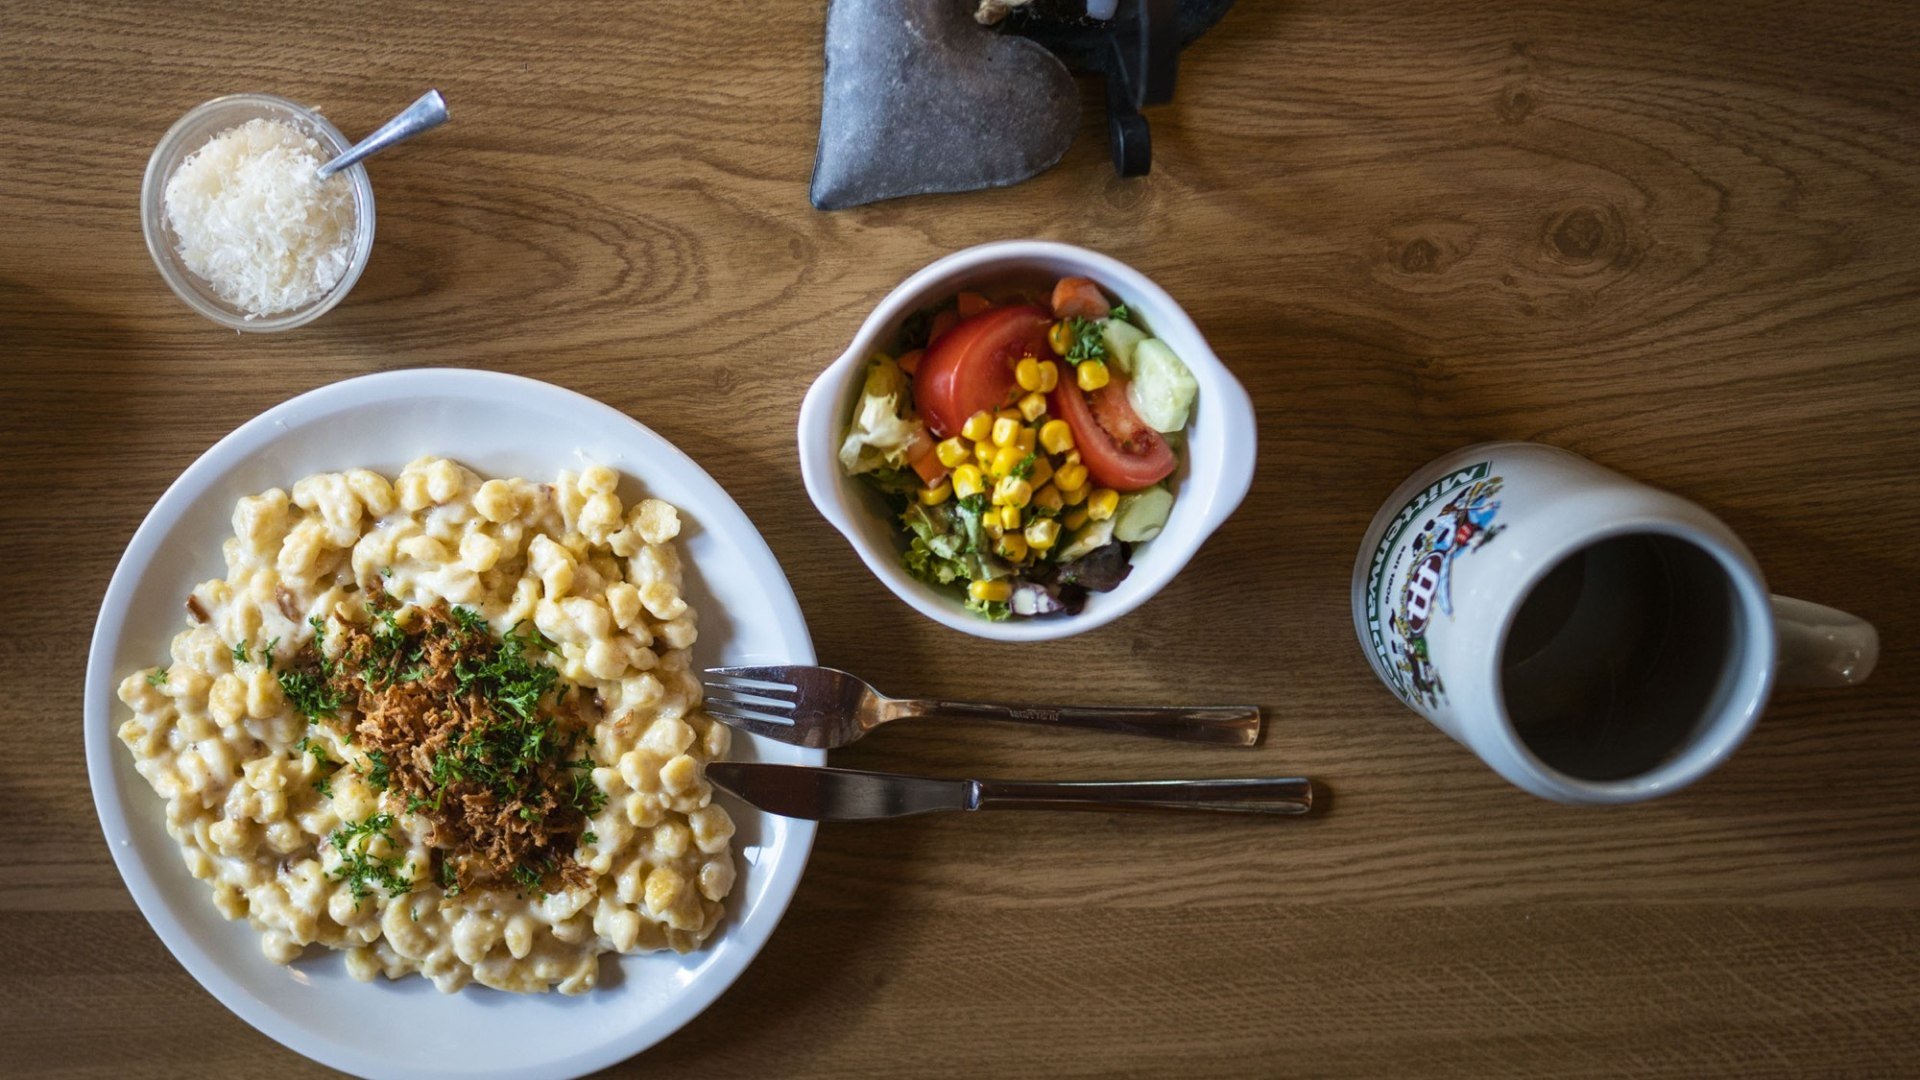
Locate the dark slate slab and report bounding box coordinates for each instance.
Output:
[810,0,1080,211]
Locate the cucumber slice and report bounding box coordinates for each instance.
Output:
[1125,339,1198,433]
[1056,516,1116,563]
[1100,318,1148,376]
[1113,485,1174,543]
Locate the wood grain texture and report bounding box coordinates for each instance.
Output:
[3,0,1918,1076]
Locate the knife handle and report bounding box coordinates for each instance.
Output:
[971,777,1313,816]
[898,699,1262,747]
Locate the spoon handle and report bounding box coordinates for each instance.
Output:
[318,90,449,179]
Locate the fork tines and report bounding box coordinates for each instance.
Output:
[702,670,801,729]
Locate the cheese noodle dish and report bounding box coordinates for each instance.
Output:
[116,457,737,994]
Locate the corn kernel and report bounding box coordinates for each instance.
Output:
[990,444,1024,479]
[1024,518,1060,550]
[1063,507,1089,530]
[1061,483,1090,507]
[1054,461,1088,492]
[991,416,1020,448]
[985,522,1004,540]
[974,439,996,468]
[952,464,985,499]
[1088,488,1120,521]
[996,408,1022,424]
[919,480,952,506]
[1017,392,1047,422]
[935,438,971,469]
[996,531,1028,561]
[1038,360,1060,393]
[1014,357,1043,392]
[993,476,1033,509]
[998,505,1023,530]
[1039,419,1074,455]
[1031,484,1064,514]
[1027,456,1053,489]
[969,579,1012,602]
[1077,360,1111,391]
[1065,449,1082,465]
[1048,321,1073,356]
[1014,427,1036,454]
[961,411,994,442]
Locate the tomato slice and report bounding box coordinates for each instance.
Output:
[1049,374,1176,492]
[913,304,1052,438]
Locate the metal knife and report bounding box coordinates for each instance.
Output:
[705,762,1314,819]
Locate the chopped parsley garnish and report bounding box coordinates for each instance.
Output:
[145,667,169,687]
[277,668,342,720]
[299,735,334,794]
[511,862,547,899]
[261,637,279,670]
[364,749,391,793]
[379,565,393,579]
[438,858,460,896]
[1062,316,1107,364]
[1109,303,1131,324]
[566,757,608,817]
[454,622,560,721]
[957,493,989,515]
[230,642,250,664]
[1010,452,1038,480]
[450,606,487,634]
[581,831,598,845]
[328,812,411,903]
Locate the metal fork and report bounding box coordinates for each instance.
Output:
[701,665,1261,748]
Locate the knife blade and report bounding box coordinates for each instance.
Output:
[705,763,1314,820]
[706,762,974,819]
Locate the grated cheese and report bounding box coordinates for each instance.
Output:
[163,117,356,319]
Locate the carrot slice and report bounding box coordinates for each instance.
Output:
[906,430,947,485]
[956,291,991,317]
[928,308,959,346]
[1050,277,1111,320]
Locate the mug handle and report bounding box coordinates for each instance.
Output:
[1772,596,1878,687]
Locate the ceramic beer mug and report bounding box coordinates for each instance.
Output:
[1352,442,1878,804]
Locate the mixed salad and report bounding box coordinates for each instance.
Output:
[840,275,1198,619]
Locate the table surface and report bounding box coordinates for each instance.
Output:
[4,1,1918,1076]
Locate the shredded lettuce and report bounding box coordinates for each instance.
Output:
[859,466,923,499]
[839,355,925,476]
[964,598,1012,621]
[898,499,1008,589]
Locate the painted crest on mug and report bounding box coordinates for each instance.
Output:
[1365,463,1506,709]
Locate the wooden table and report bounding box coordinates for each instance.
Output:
[4,1,1918,1076]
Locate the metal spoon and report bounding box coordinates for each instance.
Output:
[317,90,449,180]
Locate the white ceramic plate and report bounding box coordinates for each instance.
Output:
[84,369,823,1080]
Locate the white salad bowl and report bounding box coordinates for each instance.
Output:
[798,240,1258,642]
[86,369,822,1079]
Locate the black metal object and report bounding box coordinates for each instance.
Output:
[1005,0,1237,176]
